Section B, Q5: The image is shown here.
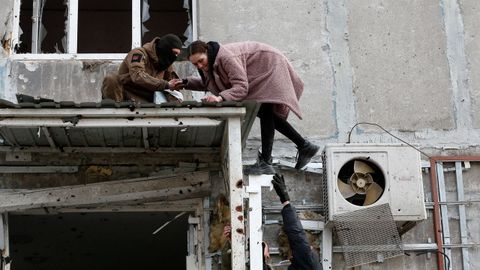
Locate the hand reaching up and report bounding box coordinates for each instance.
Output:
[272,173,290,204]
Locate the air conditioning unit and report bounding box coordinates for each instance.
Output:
[322,143,427,224]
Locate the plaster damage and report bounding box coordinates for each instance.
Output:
[1,2,14,57]
[0,0,480,269]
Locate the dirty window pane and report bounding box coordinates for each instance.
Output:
[141,0,190,45]
[16,0,194,54]
[77,0,131,53]
[18,0,33,53]
[18,0,67,54]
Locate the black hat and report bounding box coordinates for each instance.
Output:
[155,34,183,71]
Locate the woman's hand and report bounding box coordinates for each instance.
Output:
[201,95,223,103]
[168,79,184,90]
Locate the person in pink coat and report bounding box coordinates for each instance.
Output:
[185,40,319,174]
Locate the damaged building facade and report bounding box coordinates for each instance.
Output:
[0,0,479,269]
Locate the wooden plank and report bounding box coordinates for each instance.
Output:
[0,146,220,154]
[0,166,78,173]
[223,117,245,270]
[13,199,203,214]
[0,171,210,212]
[0,118,222,128]
[41,127,57,148]
[0,107,246,118]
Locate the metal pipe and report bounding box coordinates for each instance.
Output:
[429,155,480,270]
[430,158,444,270]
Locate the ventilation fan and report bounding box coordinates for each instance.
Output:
[337,159,385,206]
[322,144,427,224]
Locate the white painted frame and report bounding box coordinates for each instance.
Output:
[10,0,198,60]
[222,117,246,270]
[131,0,142,49]
[246,175,332,270]
[31,0,41,53]
[66,0,78,54]
[11,0,21,52]
[245,175,274,268]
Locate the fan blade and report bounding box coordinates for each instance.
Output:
[354,160,374,174]
[337,179,356,198]
[363,182,383,205]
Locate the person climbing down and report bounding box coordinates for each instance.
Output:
[184,40,320,174]
[272,173,323,270]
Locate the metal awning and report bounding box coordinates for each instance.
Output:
[0,99,259,154]
[0,98,255,268]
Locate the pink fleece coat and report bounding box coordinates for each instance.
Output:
[187,42,304,119]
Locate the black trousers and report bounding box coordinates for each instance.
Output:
[257,103,305,160]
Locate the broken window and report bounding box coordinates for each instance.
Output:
[15,0,194,56]
[77,0,132,53]
[18,0,67,53]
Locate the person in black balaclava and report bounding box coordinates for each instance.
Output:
[101,34,184,103]
[155,34,183,71]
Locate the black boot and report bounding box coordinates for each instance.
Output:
[244,153,276,175]
[295,141,320,170]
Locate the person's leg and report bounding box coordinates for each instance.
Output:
[244,104,276,175]
[272,114,305,147]
[259,103,275,161]
[272,111,319,170]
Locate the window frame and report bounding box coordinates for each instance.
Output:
[10,0,198,60]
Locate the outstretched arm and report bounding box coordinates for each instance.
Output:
[272,174,317,269]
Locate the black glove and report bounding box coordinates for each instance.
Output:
[272,173,290,203]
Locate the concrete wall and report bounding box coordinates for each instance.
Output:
[1,0,480,269]
[199,0,480,158]
[197,0,480,269]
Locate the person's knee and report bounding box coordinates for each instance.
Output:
[101,74,124,101]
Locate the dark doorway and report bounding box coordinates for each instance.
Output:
[9,212,190,270]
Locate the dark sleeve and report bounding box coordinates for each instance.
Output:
[282,204,319,270]
[127,49,168,91]
[185,76,208,91]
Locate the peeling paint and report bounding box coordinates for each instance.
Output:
[18,73,28,83]
[82,60,111,72]
[1,7,13,56]
[23,61,40,72]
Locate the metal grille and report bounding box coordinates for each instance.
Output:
[333,203,403,267]
[321,150,329,223]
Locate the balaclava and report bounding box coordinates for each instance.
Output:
[155,34,183,71]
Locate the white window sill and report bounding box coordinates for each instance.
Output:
[10,53,127,61]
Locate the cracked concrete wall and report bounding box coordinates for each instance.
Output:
[200,0,480,158]
[198,0,335,140]
[0,0,479,268]
[10,60,117,102]
[461,0,480,128]
[197,0,480,269]
[347,0,453,130]
[1,59,197,102]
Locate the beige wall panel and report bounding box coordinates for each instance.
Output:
[347,0,454,130]
[199,0,336,138]
[460,0,480,128]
